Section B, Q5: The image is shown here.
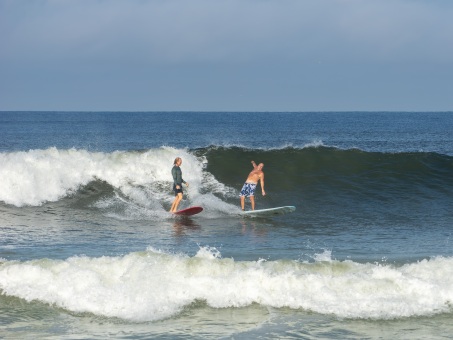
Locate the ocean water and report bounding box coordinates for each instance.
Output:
[0,111,452,339]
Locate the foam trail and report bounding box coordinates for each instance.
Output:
[1,249,453,322]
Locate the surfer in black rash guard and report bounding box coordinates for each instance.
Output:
[170,157,189,213]
[239,160,265,211]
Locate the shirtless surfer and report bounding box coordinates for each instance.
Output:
[239,160,266,211]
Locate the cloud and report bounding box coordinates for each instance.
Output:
[1,0,453,111]
[2,0,453,65]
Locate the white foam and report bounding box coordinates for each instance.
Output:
[1,249,452,322]
[194,246,222,260]
[313,249,333,262]
[202,140,325,151]
[0,147,235,213]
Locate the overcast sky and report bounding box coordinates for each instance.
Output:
[1,0,453,111]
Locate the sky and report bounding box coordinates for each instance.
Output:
[1,0,453,112]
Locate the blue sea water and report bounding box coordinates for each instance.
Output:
[1,111,453,339]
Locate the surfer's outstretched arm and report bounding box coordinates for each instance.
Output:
[260,172,266,196]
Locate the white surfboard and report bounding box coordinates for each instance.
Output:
[242,206,296,217]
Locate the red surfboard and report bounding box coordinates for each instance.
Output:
[173,206,203,216]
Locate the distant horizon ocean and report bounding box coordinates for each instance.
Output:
[1,111,453,339]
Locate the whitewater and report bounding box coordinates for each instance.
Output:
[0,147,204,207]
[2,247,453,323]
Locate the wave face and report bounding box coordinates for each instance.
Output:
[1,248,452,322]
[1,146,452,223]
[200,145,453,194]
[199,146,453,219]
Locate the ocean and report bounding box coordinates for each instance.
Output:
[0,111,452,339]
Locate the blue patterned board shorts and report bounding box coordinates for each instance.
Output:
[239,183,257,197]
